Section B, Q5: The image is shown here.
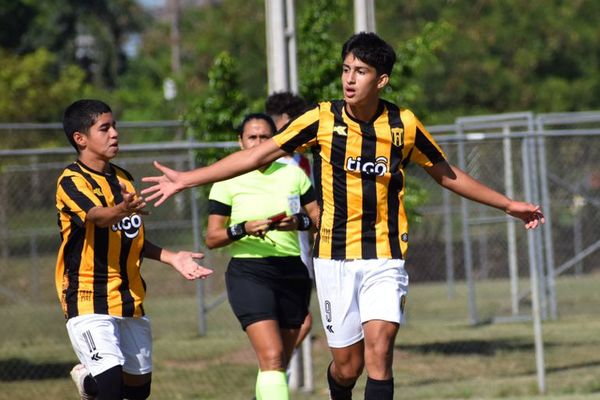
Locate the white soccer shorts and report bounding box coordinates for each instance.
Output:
[313,258,409,348]
[66,314,153,377]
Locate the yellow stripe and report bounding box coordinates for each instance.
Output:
[343,116,363,257]
[374,111,393,258]
[316,106,334,258]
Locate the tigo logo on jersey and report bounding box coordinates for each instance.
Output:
[112,214,142,239]
[346,156,389,176]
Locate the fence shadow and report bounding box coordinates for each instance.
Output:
[0,358,73,381]
[398,338,534,356]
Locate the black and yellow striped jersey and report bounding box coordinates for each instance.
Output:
[273,99,446,260]
[55,161,146,319]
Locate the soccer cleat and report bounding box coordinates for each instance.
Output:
[70,363,96,400]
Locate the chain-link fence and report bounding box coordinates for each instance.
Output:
[1,112,599,399]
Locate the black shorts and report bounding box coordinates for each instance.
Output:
[225,256,311,330]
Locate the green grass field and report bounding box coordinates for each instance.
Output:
[1,258,600,399]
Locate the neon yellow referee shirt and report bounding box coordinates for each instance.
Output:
[208,161,314,258]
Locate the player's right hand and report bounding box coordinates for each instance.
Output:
[120,182,148,215]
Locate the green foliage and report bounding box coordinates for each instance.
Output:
[296,0,349,102]
[12,0,147,88]
[185,51,251,143]
[384,21,453,113]
[386,0,600,122]
[0,48,90,125]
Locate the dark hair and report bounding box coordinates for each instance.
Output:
[237,113,277,138]
[63,99,112,151]
[265,91,307,120]
[341,32,396,76]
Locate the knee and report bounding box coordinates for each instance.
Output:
[332,361,363,383]
[258,348,286,370]
[366,340,393,361]
[123,381,151,400]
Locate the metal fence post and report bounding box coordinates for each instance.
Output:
[535,116,557,319]
[522,132,546,394]
[456,121,478,325]
[188,132,207,336]
[502,125,519,315]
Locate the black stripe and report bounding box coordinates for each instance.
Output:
[112,163,134,181]
[118,238,135,316]
[387,105,405,259]
[69,163,109,207]
[279,121,319,153]
[64,224,84,318]
[106,172,136,317]
[311,144,323,256]
[61,207,85,228]
[330,102,347,259]
[93,225,109,314]
[107,173,123,204]
[60,177,97,214]
[360,122,378,259]
[415,126,445,164]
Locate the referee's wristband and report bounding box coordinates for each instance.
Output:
[293,213,312,231]
[226,221,247,241]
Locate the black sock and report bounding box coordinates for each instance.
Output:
[327,363,355,400]
[94,365,123,400]
[83,374,99,396]
[365,376,394,400]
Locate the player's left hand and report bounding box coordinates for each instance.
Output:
[506,201,545,230]
[171,251,213,280]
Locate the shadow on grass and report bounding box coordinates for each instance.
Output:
[0,358,73,381]
[398,338,534,356]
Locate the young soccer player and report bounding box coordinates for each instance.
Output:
[56,99,213,400]
[141,32,544,400]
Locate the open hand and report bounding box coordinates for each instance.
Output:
[120,182,148,215]
[171,251,213,280]
[141,161,185,207]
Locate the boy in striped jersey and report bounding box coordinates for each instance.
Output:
[142,33,544,400]
[56,99,213,400]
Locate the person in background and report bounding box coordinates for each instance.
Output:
[56,99,213,400]
[204,113,319,400]
[142,32,544,400]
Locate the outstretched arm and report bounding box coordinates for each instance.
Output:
[144,240,213,280]
[425,161,545,230]
[142,139,287,206]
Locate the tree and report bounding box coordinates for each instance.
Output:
[0,48,89,127]
[14,0,147,88]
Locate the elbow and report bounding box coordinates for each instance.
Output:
[204,234,222,250]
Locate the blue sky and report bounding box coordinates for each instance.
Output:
[137,0,165,9]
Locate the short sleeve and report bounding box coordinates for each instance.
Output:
[408,115,446,168]
[208,181,232,206]
[56,174,102,226]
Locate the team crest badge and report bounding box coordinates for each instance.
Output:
[391,127,404,147]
